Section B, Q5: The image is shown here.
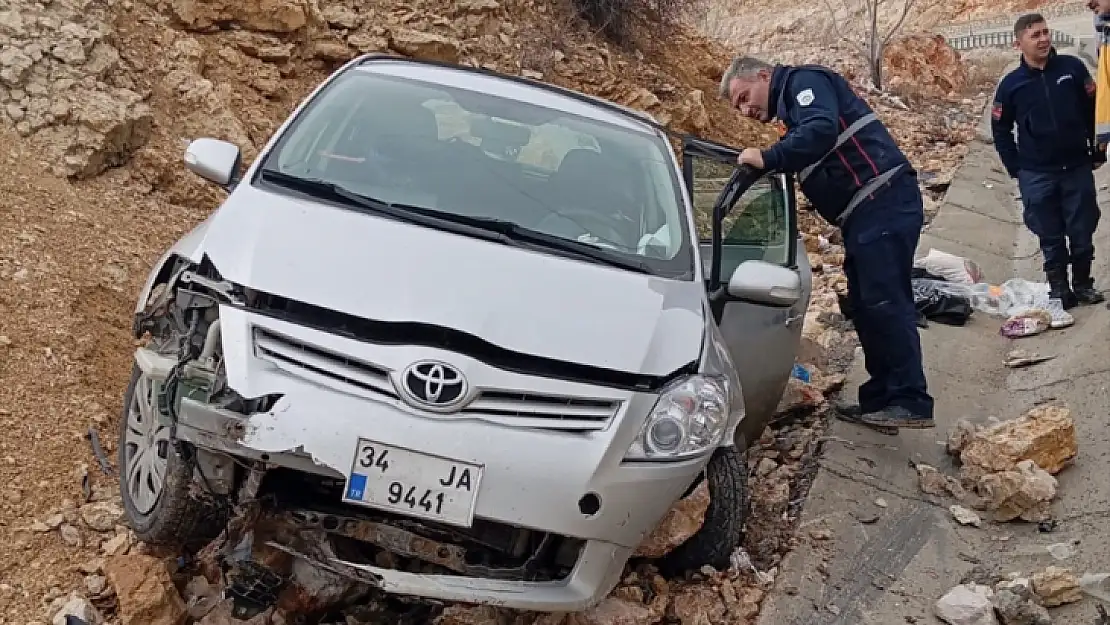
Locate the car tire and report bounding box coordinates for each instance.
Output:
[659,445,751,575]
[117,363,225,548]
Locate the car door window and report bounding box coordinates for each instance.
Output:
[687,157,792,280]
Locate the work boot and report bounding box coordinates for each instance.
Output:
[831,400,899,436]
[1047,268,1079,310]
[1071,260,1105,305]
[860,406,936,430]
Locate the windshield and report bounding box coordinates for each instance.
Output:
[256,66,694,278]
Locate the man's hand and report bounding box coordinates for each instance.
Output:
[738,148,765,169]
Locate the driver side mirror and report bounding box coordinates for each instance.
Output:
[727,260,801,307]
[184,138,241,189]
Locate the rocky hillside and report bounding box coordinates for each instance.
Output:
[0,0,1009,623]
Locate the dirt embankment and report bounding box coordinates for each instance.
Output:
[0,0,1003,623]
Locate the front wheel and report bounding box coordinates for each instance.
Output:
[659,446,751,575]
[117,363,225,547]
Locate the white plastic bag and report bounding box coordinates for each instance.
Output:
[914,249,984,285]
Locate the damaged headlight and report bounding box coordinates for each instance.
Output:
[624,375,729,461]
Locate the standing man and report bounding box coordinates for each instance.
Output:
[992,14,1105,308]
[718,57,935,433]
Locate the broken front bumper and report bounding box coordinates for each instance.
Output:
[169,305,712,611]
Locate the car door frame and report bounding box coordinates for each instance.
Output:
[680,136,813,444]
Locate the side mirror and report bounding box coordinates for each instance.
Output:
[184,138,241,188]
[727,260,801,307]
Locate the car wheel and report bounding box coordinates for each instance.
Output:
[118,363,225,547]
[659,445,751,575]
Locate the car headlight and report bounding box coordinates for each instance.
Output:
[624,375,730,461]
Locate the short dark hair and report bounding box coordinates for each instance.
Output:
[1014,13,1046,38]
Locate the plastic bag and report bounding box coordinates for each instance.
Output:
[1000,310,1052,338]
[913,249,984,285]
[912,279,974,326]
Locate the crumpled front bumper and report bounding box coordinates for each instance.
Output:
[168,305,714,611]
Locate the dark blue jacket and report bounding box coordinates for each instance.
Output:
[991,49,1096,178]
[760,64,914,226]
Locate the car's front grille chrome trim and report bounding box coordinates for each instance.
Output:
[253,327,398,400]
[250,327,621,431]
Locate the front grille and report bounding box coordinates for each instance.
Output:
[463,391,619,431]
[251,327,622,430]
[253,327,397,400]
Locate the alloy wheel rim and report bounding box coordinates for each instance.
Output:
[123,374,170,515]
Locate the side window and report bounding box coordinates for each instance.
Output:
[688,156,791,280]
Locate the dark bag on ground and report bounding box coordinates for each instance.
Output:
[836,268,972,327]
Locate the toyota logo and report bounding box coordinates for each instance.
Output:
[398,360,468,410]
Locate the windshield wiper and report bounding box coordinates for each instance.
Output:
[259,169,656,275]
[399,206,656,275]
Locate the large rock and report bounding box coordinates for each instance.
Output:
[48,87,153,179]
[1031,566,1083,607]
[991,580,1051,625]
[633,481,709,558]
[103,554,188,625]
[975,460,1057,522]
[171,0,315,33]
[935,584,997,625]
[670,586,727,624]
[959,405,1077,479]
[389,29,462,63]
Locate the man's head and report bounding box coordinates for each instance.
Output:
[1014,13,1052,64]
[718,56,776,122]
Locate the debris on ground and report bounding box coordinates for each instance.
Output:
[1005,350,1056,369]
[955,405,1078,479]
[935,583,998,625]
[950,505,983,527]
[634,482,710,558]
[992,577,1051,625]
[1032,566,1083,607]
[103,554,188,625]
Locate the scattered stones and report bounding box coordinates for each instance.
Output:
[633,481,709,558]
[935,584,997,625]
[59,523,82,547]
[51,592,104,625]
[992,581,1050,625]
[1031,566,1082,607]
[958,405,1078,479]
[975,460,1057,523]
[104,554,188,625]
[79,500,123,532]
[950,505,982,527]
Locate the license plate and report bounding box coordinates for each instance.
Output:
[342,438,483,528]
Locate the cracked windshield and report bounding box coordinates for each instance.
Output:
[267,68,694,275]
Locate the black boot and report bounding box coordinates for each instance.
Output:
[1047,268,1079,310]
[1071,260,1105,305]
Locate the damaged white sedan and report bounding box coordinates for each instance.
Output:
[118,53,812,614]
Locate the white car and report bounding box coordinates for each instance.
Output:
[118,53,812,613]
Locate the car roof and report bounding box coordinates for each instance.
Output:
[353,54,664,136]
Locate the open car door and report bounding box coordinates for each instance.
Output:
[681,137,813,443]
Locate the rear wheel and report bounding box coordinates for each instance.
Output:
[118,363,225,547]
[659,446,751,575]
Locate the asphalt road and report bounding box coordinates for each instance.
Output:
[756,41,1110,625]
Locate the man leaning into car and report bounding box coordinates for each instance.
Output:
[717,56,935,434]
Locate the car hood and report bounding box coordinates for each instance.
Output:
[196,183,707,377]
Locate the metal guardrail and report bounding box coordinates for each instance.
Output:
[936,0,1088,36]
[946,29,1075,50]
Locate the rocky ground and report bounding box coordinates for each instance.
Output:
[0,0,1036,623]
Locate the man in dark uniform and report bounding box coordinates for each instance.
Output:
[718,56,935,432]
[992,13,1105,309]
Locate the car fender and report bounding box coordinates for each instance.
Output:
[133,214,214,317]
